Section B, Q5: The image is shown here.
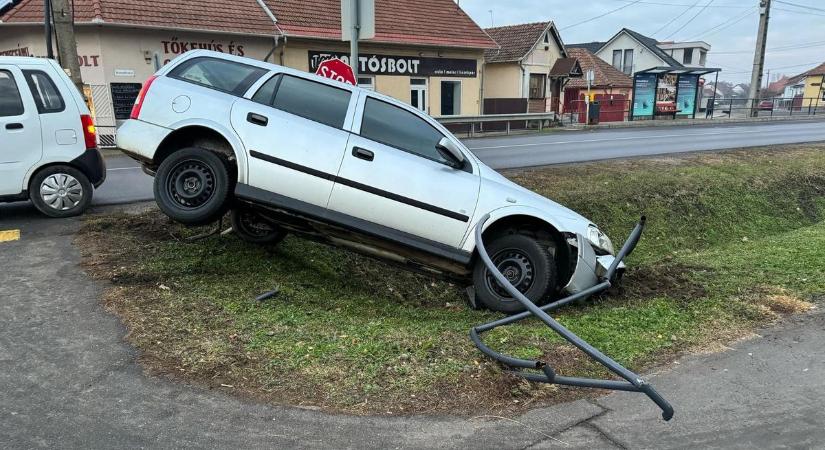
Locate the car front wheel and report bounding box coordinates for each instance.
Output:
[154,147,231,226]
[29,165,93,218]
[473,232,557,314]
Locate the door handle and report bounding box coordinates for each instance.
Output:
[352,147,374,161]
[5,123,23,130]
[246,112,268,126]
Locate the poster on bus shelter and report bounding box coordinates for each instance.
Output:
[676,74,699,116]
[632,73,657,117]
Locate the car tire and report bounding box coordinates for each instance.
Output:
[154,147,231,226]
[29,165,93,218]
[473,232,557,314]
[230,207,287,246]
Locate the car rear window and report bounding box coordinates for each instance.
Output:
[0,70,24,117]
[169,57,267,96]
[254,74,351,129]
[23,70,65,114]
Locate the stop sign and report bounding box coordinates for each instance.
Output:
[315,58,357,86]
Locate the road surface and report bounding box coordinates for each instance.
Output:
[7,119,825,211]
[466,119,825,169]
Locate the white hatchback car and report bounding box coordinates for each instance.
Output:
[118,50,621,313]
[0,57,105,217]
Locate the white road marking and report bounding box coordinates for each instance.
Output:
[468,129,768,150]
[106,167,142,172]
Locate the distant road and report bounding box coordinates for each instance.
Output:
[83,119,825,206]
[465,119,825,169]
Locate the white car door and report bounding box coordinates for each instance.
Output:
[230,73,357,208]
[328,95,480,247]
[0,65,42,196]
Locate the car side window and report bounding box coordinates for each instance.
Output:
[0,70,24,117]
[168,57,267,96]
[254,74,351,129]
[360,97,448,164]
[22,70,64,114]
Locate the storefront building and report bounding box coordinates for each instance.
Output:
[0,0,496,145]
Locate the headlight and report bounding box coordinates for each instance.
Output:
[587,225,615,255]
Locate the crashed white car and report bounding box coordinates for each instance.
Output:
[117,50,621,313]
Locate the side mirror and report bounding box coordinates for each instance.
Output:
[435,137,466,169]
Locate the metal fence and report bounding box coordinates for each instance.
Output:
[706,97,825,119]
[437,112,559,137]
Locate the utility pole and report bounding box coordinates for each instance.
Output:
[747,0,771,116]
[349,0,360,79]
[49,0,84,93]
[43,0,53,59]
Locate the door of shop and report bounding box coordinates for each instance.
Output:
[410,78,427,113]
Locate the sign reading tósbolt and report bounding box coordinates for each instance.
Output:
[315,58,357,86]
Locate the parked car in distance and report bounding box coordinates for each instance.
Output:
[757,100,774,111]
[0,57,105,217]
[117,50,622,313]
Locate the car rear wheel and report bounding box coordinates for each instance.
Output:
[29,165,93,218]
[230,207,287,246]
[473,232,557,314]
[154,147,231,226]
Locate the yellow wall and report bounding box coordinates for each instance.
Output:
[803,75,825,107]
[483,63,521,98]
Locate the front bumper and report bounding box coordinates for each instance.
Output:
[70,148,107,188]
[563,234,626,294]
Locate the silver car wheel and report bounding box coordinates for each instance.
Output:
[40,173,84,211]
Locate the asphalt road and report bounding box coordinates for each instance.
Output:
[1,207,824,448]
[50,118,825,209]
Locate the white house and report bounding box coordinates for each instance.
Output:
[568,29,712,76]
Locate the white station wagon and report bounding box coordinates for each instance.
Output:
[117,50,621,313]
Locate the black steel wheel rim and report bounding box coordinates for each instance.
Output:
[167,159,216,209]
[485,248,535,299]
[237,211,276,237]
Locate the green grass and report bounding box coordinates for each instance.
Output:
[78,144,825,415]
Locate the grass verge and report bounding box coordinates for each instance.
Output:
[78,144,825,415]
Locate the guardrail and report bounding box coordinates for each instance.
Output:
[437,112,558,137]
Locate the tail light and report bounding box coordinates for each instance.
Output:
[130,75,158,120]
[80,114,97,149]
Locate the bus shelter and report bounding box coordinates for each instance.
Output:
[630,66,721,120]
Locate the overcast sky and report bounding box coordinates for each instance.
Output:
[460,0,825,84]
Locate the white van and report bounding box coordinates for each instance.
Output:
[0,57,105,217]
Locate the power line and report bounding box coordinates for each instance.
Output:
[721,61,823,75]
[773,6,825,17]
[606,0,747,8]
[683,7,756,41]
[713,40,825,54]
[651,0,702,36]
[774,0,825,13]
[662,0,716,40]
[559,0,644,30]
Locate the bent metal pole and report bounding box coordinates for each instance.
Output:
[469,214,675,421]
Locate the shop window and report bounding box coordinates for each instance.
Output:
[360,97,446,164]
[169,56,267,96]
[623,49,634,75]
[357,76,375,91]
[0,70,24,117]
[529,74,546,99]
[22,70,64,114]
[254,74,351,129]
[612,50,622,70]
[440,81,461,116]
